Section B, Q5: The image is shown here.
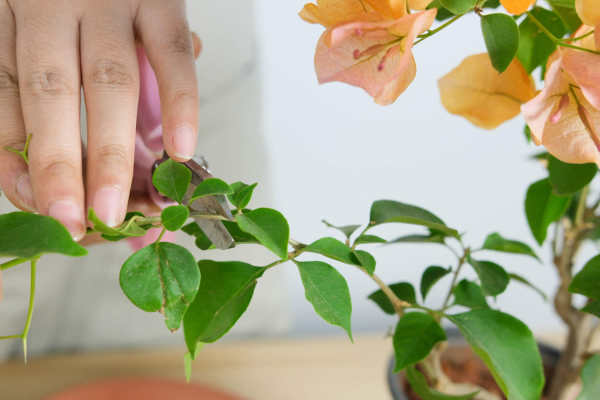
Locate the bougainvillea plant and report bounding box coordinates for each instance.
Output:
[1,0,600,399]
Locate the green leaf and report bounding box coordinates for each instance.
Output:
[548,156,597,195]
[428,0,454,21]
[236,208,290,259]
[569,254,600,299]
[88,208,148,238]
[405,366,478,400]
[190,178,233,202]
[368,282,416,315]
[296,261,353,340]
[468,258,509,296]
[370,200,458,238]
[227,182,257,210]
[161,205,190,232]
[525,178,571,245]
[509,273,548,301]
[322,220,361,239]
[183,260,265,354]
[517,7,566,74]
[119,242,200,331]
[353,250,375,274]
[222,220,259,244]
[481,232,540,261]
[449,309,544,400]
[578,355,600,400]
[582,300,600,318]
[0,212,87,258]
[421,266,452,301]
[388,233,446,245]
[181,222,213,250]
[355,234,387,244]
[393,312,446,372]
[453,280,489,309]
[152,159,192,203]
[439,0,477,14]
[481,13,519,73]
[548,0,582,33]
[305,237,361,266]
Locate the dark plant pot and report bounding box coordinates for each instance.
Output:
[387,330,561,400]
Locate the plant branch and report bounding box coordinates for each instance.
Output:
[414,13,466,46]
[441,249,469,310]
[21,258,37,362]
[0,258,30,271]
[527,12,600,55]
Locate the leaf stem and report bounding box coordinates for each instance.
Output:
[527,12,600,55]
[155,227,167,244]
[21,258,37,362]
[0,257,30,271]
[4,133,32,165]
[414,13,466,46]
[441,248,469,310]
[0,334,22,340]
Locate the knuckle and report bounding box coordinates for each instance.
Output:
[94,144,132,171]
[89,59,136,91]
[166,24,194,57]
[23,68,75,97]
[169,87,197,107]
[37,157,78,180]
[0,64,19,93]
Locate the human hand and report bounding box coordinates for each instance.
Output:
[0,0,200,241]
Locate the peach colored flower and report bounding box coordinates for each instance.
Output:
[522,28,600,166]
[314,9,436,105]
[299,0,407,27]
[576,0,600,49]
[438,54,536,129]
[500,0,535,15]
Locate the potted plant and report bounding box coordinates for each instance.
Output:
[1,0,600,399]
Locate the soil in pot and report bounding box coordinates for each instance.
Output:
[399,345,556,400]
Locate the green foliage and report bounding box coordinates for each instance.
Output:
[548,156,597,195]
[481,14,519,73]
[161,205,190,232]
[0,212,87,258]
[353,249,376,274]
[517,7,566,74]
[355,234,387,244]
[152,159,192,203]
[405,366,478,400]
[582,300,600,318]
[509,273,548,301]
[296,261,353,340]
[453,280,489,309]
[370,200,458,238]
[569,255,600,299]
[481,233,540,261]
[393,312,446,372]
[227,182,258,210]
[525,178,571,245]
[547,0,582,33]
[236,208,290,259]
[88,209,149,238]
[181,222,213,250]
[439,0,477,14]
[184,260,265,354]
[449,310,544,400]
[190,178,233,202]
[322,220,361,239]
[578,355,600,400]
[119,242,200,331]
[305,237,367,269]
[468,258,509,296]
[368,282,416,314]
[421,266,452,301]
[388,233,446,245]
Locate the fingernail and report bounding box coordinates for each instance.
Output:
[48,200,85,241]
[172,124,196,160]
[92,186,123,228]
[15,174,35,211]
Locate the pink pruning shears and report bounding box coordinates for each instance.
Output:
[131,47,234,250]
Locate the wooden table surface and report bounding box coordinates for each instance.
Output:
[0,335,396,400]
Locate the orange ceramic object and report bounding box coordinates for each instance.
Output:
[45,378,244,400]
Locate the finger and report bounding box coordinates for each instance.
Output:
[0,1,34,212]
[15,5,85,239]
[81,5,139,227]
[136,0,199,161]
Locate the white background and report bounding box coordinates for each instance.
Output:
[252,0,596,337]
